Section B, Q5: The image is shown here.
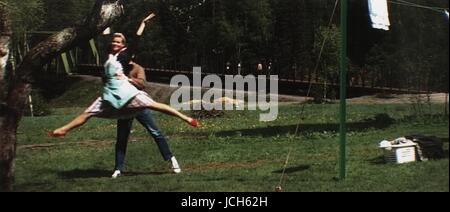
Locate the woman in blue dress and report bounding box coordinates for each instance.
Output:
[50,13,199,137]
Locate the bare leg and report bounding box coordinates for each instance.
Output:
[148,102,198,127]
[49,112,93,137]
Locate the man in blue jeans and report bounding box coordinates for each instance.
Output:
[111,63,180,178]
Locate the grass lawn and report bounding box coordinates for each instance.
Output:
[15,102,449,192]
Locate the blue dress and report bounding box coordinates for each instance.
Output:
[102,53,140,109]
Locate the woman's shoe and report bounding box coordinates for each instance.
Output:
[189,119,199,127]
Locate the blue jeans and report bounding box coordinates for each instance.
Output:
[114,109,173,171]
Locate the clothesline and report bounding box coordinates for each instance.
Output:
[396,0,448,10]
[387,0,448,14]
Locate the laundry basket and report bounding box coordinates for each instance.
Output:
[383,143,417,164]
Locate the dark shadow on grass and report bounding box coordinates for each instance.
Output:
[273,165,311,174]
[58,169,169,179]
[438,137,448,159]
[123,171,169,176]
[58,169,113,179]
[369,156,387,165]
[217,113,395,137]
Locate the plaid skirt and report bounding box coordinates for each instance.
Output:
[85,91,155,119]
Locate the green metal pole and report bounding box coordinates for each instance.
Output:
[61,52,71,74]
[339,0,348,180]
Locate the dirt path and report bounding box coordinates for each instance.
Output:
[346,93,448,104]
[147,81,448,105]
[69,75,448,105]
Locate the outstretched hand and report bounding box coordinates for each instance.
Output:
[137,12,156,36]
[142,13,156,23]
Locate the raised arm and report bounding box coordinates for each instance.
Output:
[128,12,156,59]
[136,12,156,36]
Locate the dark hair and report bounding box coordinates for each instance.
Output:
[117,50,132,74]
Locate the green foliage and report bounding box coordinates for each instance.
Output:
[9,0,443,92]
[40,0,95,30]
[4,0,445,94]
[363,0,449,91]
[314,25,341,83]
[0,0,45,35]
[270,0,317,77]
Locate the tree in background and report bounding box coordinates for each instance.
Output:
[270,0,315,80]
[1,1,12,98]
[0,0,44,36]
[314,25,340,84]
[41,0,95,31]
[0,0,44,66]
[311,24,340,101]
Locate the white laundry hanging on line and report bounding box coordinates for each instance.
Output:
[368,0,391,31]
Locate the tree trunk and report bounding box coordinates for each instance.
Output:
[0,0,124,192]
[0,3,11,99]
[0,3,13,191]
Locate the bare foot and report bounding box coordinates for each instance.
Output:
[48,129,66,137]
